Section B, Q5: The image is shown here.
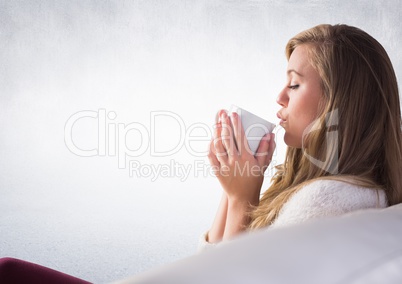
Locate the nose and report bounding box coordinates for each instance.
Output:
[276,87,289,107]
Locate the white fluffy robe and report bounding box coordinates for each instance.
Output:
[272,180,388,228]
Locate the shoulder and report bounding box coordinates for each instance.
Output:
[289,179,387,209]
[271,179,388,228]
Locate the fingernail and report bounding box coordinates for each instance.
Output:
[216,110,226,123]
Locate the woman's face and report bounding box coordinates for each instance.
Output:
[276,44,323,148]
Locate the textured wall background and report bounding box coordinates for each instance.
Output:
[1,0,401,282]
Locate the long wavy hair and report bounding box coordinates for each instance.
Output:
[250,24,402,229]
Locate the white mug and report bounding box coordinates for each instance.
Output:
[228,105,275,155]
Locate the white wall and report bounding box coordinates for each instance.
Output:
[0,0,401,282]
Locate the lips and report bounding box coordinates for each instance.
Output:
[277,112,287,125]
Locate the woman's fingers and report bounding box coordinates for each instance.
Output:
[213,121,228,164]
[208,138,220,165]
[220,112,238,157]
[231,112,252,156]
[255,133,275,167]
[208,139,221,176]
[266,133,276,165]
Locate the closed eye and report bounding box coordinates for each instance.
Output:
[288,84,299,90]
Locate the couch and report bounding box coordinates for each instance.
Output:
[114,204,402,284]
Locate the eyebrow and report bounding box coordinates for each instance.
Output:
[287,69,303,77]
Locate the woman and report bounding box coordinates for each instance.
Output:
[200,24,402,249]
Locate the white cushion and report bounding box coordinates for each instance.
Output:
[114,204,402,284]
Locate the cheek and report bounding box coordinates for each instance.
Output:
[291,116,311,145]
[297,109,317,130]
[289,98,315,130]
[286,96,319,147]
[293,91,320,123]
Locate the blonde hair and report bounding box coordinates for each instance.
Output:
[250,24,402,229]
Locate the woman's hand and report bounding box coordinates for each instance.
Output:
[208,109,276,206]
[206,109,276,241]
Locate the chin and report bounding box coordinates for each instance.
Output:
[284,133,303,149]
